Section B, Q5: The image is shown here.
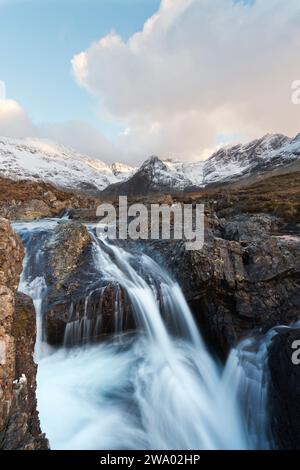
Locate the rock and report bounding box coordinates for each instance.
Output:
[0,219,48,449]
[0,175,100,221]
[268,327,300,449]
[0,218,24,289]
[46,283,135,346]
[145,213,300,355]
[68,208,98,221]
[222,213,283,242]
[45,221,91,287]
[10,199,52,221]
[43,222,136,346]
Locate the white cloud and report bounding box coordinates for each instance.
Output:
[0,98,121,163]
[72,0,300,162]
[39,120,120,161]
[0,99,36,138]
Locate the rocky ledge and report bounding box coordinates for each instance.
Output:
[0,218,48,449]
[144,212,300,355]
[0,176,99,221]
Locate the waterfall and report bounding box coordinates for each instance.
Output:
[14,220,272,450]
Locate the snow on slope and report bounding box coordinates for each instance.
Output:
[163,159,205,187]
[0,137,136,194]
[102,156,201,197]
[102,133,300,196]
[164,133,300,189]
[203,134,292,184]
[1,133,300,197]
[139,156,199,192]
[162,133,297,189]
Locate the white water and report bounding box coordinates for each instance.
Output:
[15,221,271,450]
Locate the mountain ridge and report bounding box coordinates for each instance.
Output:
[1,133,300,197]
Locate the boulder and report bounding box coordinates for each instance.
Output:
[0,218,48,449]
[45,221,91,290]
[43,222,136,346]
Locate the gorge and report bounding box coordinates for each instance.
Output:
[0,210,297,450]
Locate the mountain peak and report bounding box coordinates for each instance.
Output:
[141,155,165,168]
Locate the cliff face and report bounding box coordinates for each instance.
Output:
[268,327,300,450]
[141,212,300,356]
[0,217,48,449]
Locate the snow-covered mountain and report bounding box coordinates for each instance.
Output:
[203,133,292,184]
[0,137,136,194]
[102,133,300,196]
[101,156,201,197]
[1,133,300,197]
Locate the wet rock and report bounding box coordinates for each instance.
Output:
[268,327,300,449]
[146,214,300,355]
[45,221,91,290]
[43,222,136,346]
[0,218,24,289]
[0,218,48,449]
[68,208,98,221]
[46,283,135,346]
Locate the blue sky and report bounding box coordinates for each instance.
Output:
[0,0,159,133]
[0,0,298,163]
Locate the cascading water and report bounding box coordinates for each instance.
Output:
[14,219,272,450]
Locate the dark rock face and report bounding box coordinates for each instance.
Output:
[0,218,48,449]
[43,221,92,345]
[145,213,300,355]
[46,282,135,346]
[221,214,283,242]
[268,327,300,449]
[43,222,136,346]
[45,221,91,291]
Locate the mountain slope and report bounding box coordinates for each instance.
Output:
[203,133,291,184]
[1,133,300,199]
[0,137,136,195]
[101,156,200,197]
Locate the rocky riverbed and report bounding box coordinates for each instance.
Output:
[0,169,299,449]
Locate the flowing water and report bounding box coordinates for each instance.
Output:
[14,219,273,450]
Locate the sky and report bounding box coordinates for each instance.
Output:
[0,0,300,164]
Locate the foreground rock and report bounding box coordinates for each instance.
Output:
[43,222,135,345]
[268,327,300,449]
[0,218,48,449]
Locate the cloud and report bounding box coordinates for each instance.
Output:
[0,96,121,162]
[72,0,300,161]
[0,99,36,138]
[39,120,120,161]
